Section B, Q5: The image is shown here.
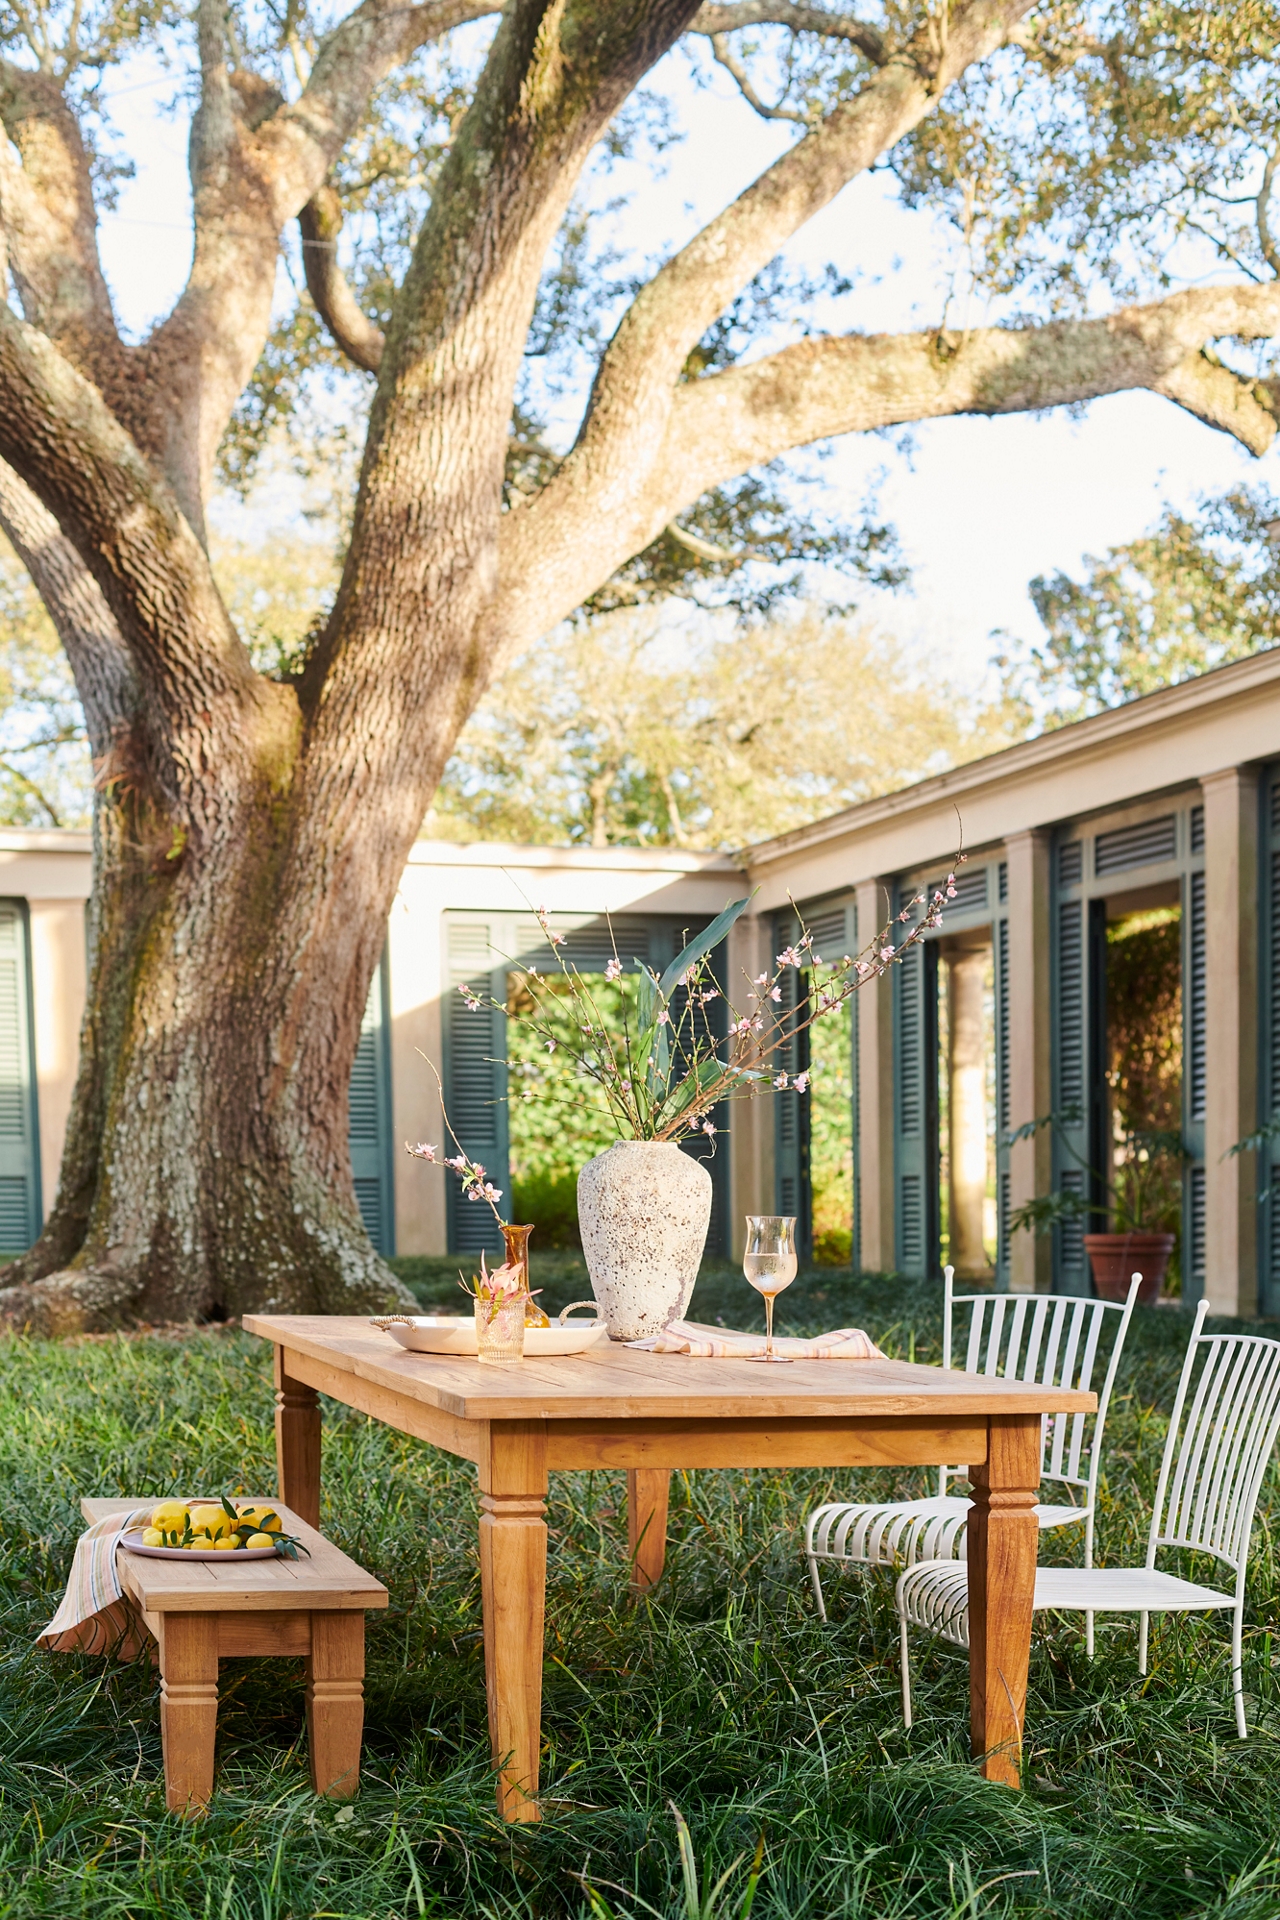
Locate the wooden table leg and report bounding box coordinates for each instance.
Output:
[478,1421,547,1823]
[159,1613,219,1814]
[627,1468,670,1591]
[275,1345,321,1528]
[967,1413,1041,1787]
[307,1612,365,1798]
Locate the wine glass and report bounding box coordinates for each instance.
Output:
[742,1215,798,1363]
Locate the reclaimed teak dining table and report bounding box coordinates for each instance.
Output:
[244,1314,1094,1821]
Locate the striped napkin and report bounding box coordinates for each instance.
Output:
[628,1321,883,1360]
[37,1505,153,1658]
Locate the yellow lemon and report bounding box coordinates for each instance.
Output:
[212,1536,238,1550]
[140,1527,164,1547]
[236,1506,282,1534]
[245,1532,276,1551]
[188,1503,232,1539]
[150,1500,189,1533]
[183,1539,206,1550]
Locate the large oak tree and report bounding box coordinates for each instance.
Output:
[1,0,1277,1330]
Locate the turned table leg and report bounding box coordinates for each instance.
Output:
[275,1345,321,1528]
[478,1421,547,1823]
[307,1612,365,1798]
[627,1468,670,1590]
[967,1413,1041,1788]
[159,1613,219,1814]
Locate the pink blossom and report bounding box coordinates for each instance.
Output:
[407,1142,440,1162]
[776,946,801,968]
[545,1039,557,1053]
[657,1010,670,1026]
[755,973,768,986]
[458,984,482,1011]
[880,946,894,961]
[773,1072,789,1089]
[702,1118,716,1135]
[794,1071,810,1092]
[444,1154,467,1171]
[605,957,622,981]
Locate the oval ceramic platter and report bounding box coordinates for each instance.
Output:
[373,1316,609,1357]
[120,1534,283,1561]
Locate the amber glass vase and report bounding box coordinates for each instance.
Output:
[502,1223,548,1327]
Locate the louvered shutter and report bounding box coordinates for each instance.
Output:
[1182,865,1206,1302]
[0,902,40,1254]
[995,911,1011,1287]
[1262,772,1280,1313]
[772,912,811,1260]
[348,951,394,1255]
[892,902,938,1278]
[443,918,508,1257]
[1051,867,1105,1293]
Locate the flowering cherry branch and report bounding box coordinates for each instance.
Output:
[405,1057,507,1225]
[445,857,963,1147]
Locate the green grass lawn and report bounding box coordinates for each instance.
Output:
[1,1266,1279,1918]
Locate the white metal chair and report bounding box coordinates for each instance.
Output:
[805,1270,1140,1641]
[896,1299,1280,1738]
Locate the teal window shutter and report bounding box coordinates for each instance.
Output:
[349,948,394,1256]
[772,911,811,1260]
[0,901,41,1255]
[1261,771,1280,1314]
[1182,865,1206,1303]
[994,911,1011,1287]
[443,918,507,1258]
[892,910,938,1278]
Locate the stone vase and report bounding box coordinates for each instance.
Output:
[577,1140,713,1340]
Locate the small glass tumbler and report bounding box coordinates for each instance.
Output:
[475,1296,527,1364]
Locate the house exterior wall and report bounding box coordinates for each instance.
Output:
[2,647,1277,1309]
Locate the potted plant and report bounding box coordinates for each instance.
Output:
[439,876,960,1338]
[1008,1107,1184,1304]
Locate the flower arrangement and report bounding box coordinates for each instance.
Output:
[463,1251,538,1326]
[439,873,962,1147]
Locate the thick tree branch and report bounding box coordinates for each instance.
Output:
[508,0,1034,606]
[0,459,137,756]
[0,62,123,376]
[299,186,385,373]
[691,3,888,64]
[709,33,811,123]
[494,283,1280,664]
[0,305,297,824]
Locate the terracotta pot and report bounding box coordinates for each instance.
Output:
[577,1140,712,1340]
[1082,1231,1176,1306]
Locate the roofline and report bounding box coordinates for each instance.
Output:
[742,645,1280,869]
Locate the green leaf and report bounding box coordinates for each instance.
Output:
[657,896,754,999]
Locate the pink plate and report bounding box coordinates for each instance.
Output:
[119,1531,282,1561]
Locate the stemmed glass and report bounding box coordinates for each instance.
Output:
[742,1215,798,1363]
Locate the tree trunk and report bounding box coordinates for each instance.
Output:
[0,764,416,1334]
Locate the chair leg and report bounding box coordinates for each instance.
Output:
[1138,1610,1149,1675]
[159,1614,218,1815]
[1232,1606,1247,1740]
[807,1552,828,1623]
[306,1613,366,1798]
[1086,1613,1095,1661]
[899,1616,913,1730]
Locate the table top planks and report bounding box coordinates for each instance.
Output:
[81,1497,389,1612]
[244,1315,1096,1423]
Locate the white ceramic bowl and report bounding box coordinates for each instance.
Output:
[371,1307,607,1357]
[120,1533,282,1561]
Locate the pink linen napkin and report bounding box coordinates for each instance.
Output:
[628,1320,883,1359]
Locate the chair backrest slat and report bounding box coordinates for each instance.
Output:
[941,1271,1139,1498]
[1151,1305,1280,1576]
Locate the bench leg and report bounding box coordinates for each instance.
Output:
[159,1614,218,1815]
[307,1612,365,1798]
[275,1345,321,1529]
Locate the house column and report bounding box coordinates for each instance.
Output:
[1003,831,1052,1293]
[948,948,990,1278]
[1202,768,1259,1318]
[855,877,896,1272]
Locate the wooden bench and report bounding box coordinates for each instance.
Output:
[83,1499,388,1813]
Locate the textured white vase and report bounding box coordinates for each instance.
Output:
[577,1140,713,1340]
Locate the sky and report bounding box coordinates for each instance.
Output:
[84,21,1276,696]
